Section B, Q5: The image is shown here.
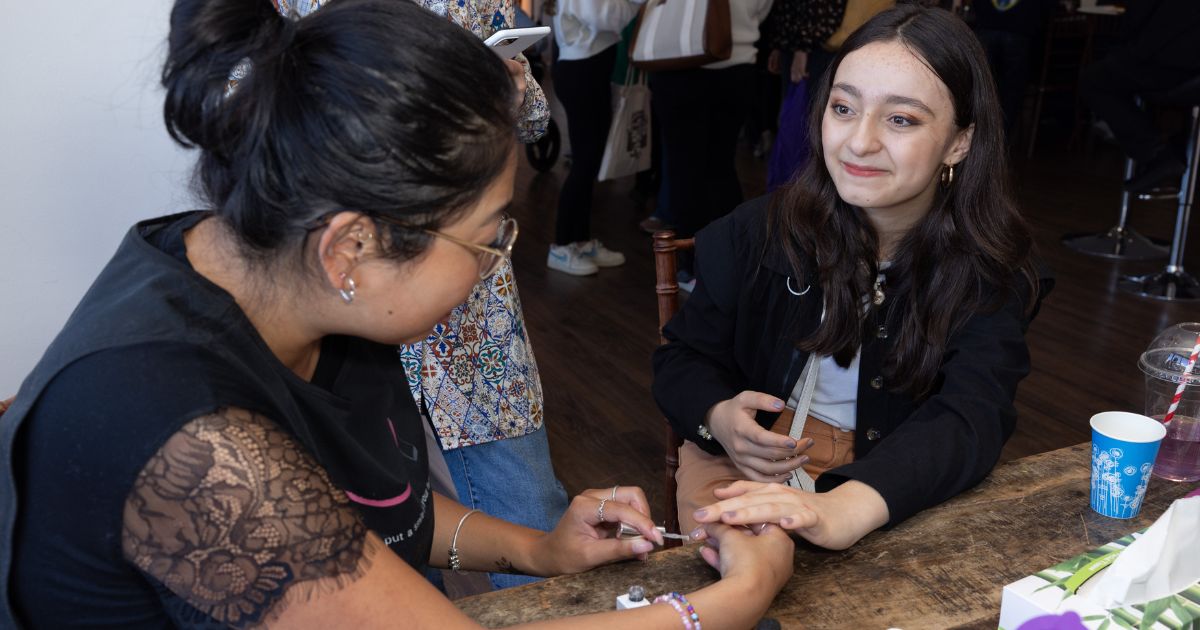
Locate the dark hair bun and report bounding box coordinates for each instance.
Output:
[162,0,516,257]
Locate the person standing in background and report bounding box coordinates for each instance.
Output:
[545,0,641,276]
[405,0,570,592]
[763,0,847,91]
[650,0,775,285]
[417,0,551,144]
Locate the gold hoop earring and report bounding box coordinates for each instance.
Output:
[940,163,956,189]
[339,274,357,304]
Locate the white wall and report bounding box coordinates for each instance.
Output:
[0,1,195,394]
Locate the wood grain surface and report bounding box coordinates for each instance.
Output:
[456,444,1196,628]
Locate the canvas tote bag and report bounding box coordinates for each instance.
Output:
[597,68,653,181]
[629,0,731,71]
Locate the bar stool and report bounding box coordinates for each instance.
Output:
[1062,87,1186,260]
[1060,141,1170,260]
[1118,74,1200,302]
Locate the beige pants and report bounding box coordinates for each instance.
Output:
[676,409,855,533]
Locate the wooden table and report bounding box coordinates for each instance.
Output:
[456,443,1196,628]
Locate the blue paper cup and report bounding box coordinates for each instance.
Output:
[1090,412,1167,519]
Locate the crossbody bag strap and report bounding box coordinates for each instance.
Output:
[784,352,819,493]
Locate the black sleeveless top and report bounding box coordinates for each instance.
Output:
[0,213,433,628]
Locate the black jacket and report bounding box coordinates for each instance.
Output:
[652,197,1053,526]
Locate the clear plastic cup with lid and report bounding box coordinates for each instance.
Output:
[1138,322,1200,482]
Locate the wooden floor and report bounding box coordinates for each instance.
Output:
[505,127,1199,520]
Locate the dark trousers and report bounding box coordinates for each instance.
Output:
[976,29,1033,148]
[552,45,618,246]
[1079,48,1198,162]
[650,64,755,238]
[745,47,781,140]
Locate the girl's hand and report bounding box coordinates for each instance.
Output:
[693,522,793,593]
[705,392,813,482]
[692,480,890,550]
[535,486,664,575]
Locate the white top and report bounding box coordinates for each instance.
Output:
[704,0,775,69]
[786,263,890,432]
[785,350,859,432]
[553,0,642,61]
[807,352,860,431]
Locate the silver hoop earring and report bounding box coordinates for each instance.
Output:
[339,276,357,304]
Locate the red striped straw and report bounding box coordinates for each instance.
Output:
[1163,330,1200,425]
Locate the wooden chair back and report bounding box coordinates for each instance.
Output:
[652,231,694,544]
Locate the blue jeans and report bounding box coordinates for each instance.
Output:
[444,426,569,590]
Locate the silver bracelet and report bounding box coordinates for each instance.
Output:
[448,508,482,573]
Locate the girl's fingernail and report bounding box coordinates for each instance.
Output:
[693,509,708,519]
[798,456,810,465]
[723,511,737,519]
[772,401,784,410]
[786,440,797,449]
[632,540,654,553]
[690,527,704,539]
[781,517,794,527]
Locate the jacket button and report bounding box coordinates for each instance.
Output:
[866,428,881,441]
[876,326,888,339]
[870,376,883,390]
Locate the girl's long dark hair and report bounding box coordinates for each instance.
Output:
[768,4,1038,398]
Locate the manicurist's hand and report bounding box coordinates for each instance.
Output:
[705,392,812,482]
[531,486,664,576]
[693,480,891,550]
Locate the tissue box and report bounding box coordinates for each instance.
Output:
[999,531,1200,630]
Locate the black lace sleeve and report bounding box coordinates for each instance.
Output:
[121,408,376,628]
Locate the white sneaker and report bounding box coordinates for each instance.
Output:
[577,239,626,267]
[547,244,599,276]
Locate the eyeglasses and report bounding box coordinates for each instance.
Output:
[374,214,519,280]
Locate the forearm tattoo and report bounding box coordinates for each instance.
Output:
[494,556,516,574]
[122,408,374,628]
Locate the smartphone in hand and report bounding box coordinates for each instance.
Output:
[483,26,551,59]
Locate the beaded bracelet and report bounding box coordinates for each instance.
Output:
[653,592,700,630]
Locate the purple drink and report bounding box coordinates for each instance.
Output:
[1152,414,1200,482]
